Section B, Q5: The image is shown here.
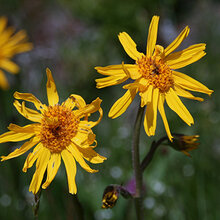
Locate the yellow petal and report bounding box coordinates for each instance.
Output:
[165,88,194,126]
[23,143,42,172]
[0,126,36,143]
[68,94,87,109]
[72,129,94,146]
[46,68,59,106]
[75,145,106,164]
[0,17,7,34]
[164,26,190,56]
[146,16,160,57]
[0,69,9,90]
[173,71,213,95]
[118,32,144,61]
[158,94,173,141]
[0,59,20,74]
[96,74,129,89]
[67,144,98,173]
[1,136,40,161]
[13,100,42,122]
[29,147,50,194]
[174,85,204,101]
[165,44,206,69]
[61,149,77,194]
[42,153,61,189]
[143,88,159,136]
[14,91,45,111]
[139,85,153,107]
[62,94,87,110]
[78,108,103,129]
[8,123,40,133]
[75,97,102,117]
[12,42,33,54]
[109,89,137,119]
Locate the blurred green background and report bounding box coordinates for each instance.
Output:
[0,0,219,219]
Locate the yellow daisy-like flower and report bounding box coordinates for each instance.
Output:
[0,68,106,194]
[0,16,33,89]
[95,15,213,141]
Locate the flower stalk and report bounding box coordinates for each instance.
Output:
[132,104,145,220]
[34,188,42,220]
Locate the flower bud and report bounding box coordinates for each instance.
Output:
[169,134,199,157]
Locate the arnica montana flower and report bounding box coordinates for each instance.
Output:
[95,16,213,141]
[0,16,33,89]
[0,68,106,194]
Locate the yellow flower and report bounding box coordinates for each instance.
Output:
[0,17,33,90]
[170,134,199,157]
[0,68,106,194]
[95,16,213,141]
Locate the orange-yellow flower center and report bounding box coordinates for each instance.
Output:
[137,56,174,93]
[39,105,79,153]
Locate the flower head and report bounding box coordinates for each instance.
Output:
[0,17,33,89]
[170,134,199,157]
[102,184,131,209]
[102,185,120,209]
[95,16,213,141]
[0,68,106,194]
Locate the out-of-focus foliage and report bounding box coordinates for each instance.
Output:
[0,0,219,219]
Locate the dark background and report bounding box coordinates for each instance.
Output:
[0,0,219,219]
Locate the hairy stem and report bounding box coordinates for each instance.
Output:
[132,105,145,220]
[141,136,168,171]
[34,188,42,220]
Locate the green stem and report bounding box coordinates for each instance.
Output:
[132,105,145,220]
[34,188,42,220]
[141,136,168,171]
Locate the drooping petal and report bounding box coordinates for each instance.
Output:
[118,32,144,61]
[67,144,98,173]
[1,136,40,161]
[0,69,9,90]
[165,88,194,126]
[139,85,153,107]
[172,71,213,95]
[146,16,160,57]
[22,143,42,172]
[13,100,42,122]
[42,153,61,189]
[61,149,77,194]
[14,91,45,111]
[158,94,173,141]
[46,68,59,106]
[29,147,50,194]
[165,44,206,69]
[75,145,106,164]
[109,88,137,119]
[0,59,20,74]
[164,26,190,56]
[174,85,204,101]
[143,88,159,136]
[0,125,36,143]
